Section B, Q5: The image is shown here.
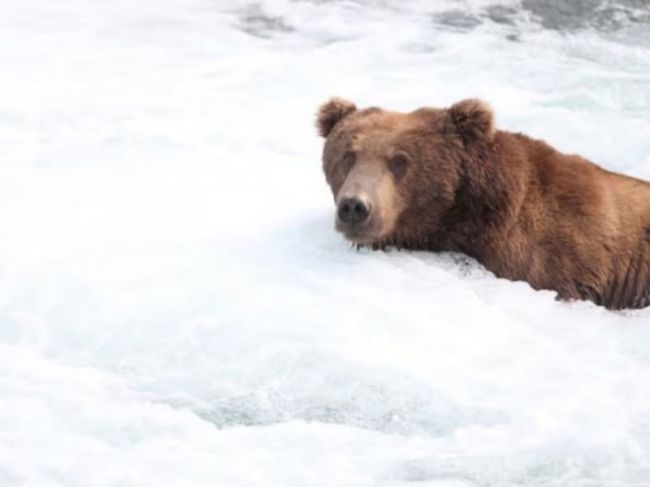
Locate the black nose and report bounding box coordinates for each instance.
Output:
[337,197,370,226]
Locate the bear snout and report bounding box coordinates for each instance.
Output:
[337,197,370,227]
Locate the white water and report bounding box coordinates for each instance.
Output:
[2,1,650,485]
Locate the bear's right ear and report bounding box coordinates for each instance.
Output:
[316,97,357,137]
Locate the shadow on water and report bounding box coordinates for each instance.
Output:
[434,0,650,37]
[191,351,510,438]
[521,0,650,32]
[229,1,650,46]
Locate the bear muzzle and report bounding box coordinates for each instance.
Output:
[337,197,370,226]
[335,194,384,243]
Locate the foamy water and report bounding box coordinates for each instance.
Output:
[1,1,650,485]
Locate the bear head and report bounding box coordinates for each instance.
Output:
[316,97,496,246]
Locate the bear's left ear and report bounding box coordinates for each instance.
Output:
[448,98,496,142]
[316,97,357,137]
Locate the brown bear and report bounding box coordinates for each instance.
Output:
[316,97,650,310]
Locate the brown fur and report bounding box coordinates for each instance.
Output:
[317,97,650,310]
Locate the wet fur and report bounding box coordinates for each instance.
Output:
[318,98,650,310]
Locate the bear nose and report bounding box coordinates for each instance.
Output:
[337,197,370,226]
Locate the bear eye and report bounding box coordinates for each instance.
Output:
[342,150,357,171]
[389,153,409,178]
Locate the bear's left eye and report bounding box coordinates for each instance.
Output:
[389,153,409,178]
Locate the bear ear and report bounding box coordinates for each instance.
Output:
[448,98,496,141]
[316,97,357,137]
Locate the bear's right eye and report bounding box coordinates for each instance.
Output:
[342,151,356,171]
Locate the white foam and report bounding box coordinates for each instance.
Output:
[1,0,650,485]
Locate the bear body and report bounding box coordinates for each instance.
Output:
[316,97,650,309]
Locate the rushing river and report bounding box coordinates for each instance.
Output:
[1,1,650,485]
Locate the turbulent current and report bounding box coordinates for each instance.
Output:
[1,1,650,486]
